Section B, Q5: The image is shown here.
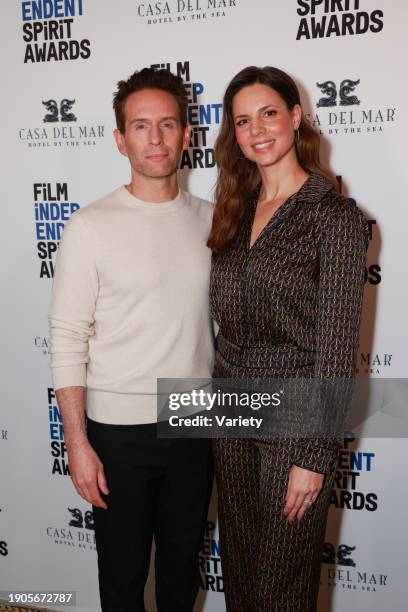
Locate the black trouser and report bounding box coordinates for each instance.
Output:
[87,419,213,612]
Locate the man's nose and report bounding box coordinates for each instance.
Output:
[149,124,163,145]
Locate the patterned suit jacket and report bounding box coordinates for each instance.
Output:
[210,172,369,474]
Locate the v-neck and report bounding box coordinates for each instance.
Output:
[247,174,311,252]
[246,189,297,252]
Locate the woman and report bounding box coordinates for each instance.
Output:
[208,66,368,611]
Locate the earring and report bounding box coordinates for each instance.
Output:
[295,129,300,145]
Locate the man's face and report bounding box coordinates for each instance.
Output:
[114,88,190,180]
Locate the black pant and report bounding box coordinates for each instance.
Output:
[87,419,213,612]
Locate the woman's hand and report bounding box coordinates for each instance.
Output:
[283,465,324,523]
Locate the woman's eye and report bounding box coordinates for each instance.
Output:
[236,119,248,127]
[265,109,277,117]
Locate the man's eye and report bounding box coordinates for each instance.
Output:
[163,122,174,128]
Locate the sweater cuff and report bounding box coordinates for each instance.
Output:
[51,364,87,390]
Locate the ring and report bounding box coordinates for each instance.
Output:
[303,499,313,505]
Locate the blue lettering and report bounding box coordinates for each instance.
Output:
[36,222,65,240]
[199,104,212,125]
[34,202,79,221]
[188,103,223,126]
[211,539,220,556]
[22,2,31,20]
[192,82,204,103]
[50,422,64,440]
[49,404,62,423]
[21,0,83,21]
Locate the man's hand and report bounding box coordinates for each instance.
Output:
[283,465,324,523]
[55,387,109,510]
[68,441,109,510]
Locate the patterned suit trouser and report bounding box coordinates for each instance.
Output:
[213,437,336,612]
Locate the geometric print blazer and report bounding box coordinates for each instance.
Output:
[210,172,369,474]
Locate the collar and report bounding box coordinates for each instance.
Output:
[295,172,335,203]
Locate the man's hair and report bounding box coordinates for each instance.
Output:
[113,67,189,133]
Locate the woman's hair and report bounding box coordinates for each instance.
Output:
[208,65,332,254]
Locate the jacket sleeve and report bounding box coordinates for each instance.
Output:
[294,196,369,474]
[48,213,98,390]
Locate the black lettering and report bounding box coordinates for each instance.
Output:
[342,12,355,35]
[365,264,381,285]
[0,541,8,556]
[205,148,215,168]
[179,149,192,169]
[351,491,365,510]
[340,490,352,509]
[80,39,91,59]
[47,20,60,41]
[176,61,190,81]
[326,15,341,37]
[52,457,70,475]
[51,441,68,459]
[370,9,383,33]
[47,41,59,61]
[22,22,33,42]
[40,260,54,278]
[355,11,370,34]
[296,17,310,40]
[24,44,35,63]
[68,39,80,60]
[193,149,204,168]
[365,493,378,511]
[297,0,310,16]
[37,242,49,260]
[312,15,327,38]
[59,40,69,60]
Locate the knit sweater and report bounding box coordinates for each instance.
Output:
[49,186,214,424]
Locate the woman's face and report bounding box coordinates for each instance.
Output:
[232,83,301,168]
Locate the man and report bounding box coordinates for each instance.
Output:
[49,68,214,612]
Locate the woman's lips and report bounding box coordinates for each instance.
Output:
[253,140,275,152]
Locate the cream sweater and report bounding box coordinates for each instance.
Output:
[49,186,214,424]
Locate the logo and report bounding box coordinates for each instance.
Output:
[21,0,91,63]
[0,508,8,557]
[331,433,377,511]
[34,335,50,355]
[322,543,356,566]
[307,78,397,137]
[151,61,221,169]
[199,521,223,592]
[296,1,384,40]
[48,388,70,476]
[356,352,392,375]
[137,0,239,26]
[33,183,80,279]
[320,543,388,593]
[46,507,96,551]
[68,508,94,530]
[43,99,77,123]
[19,100,106,149]
[317,79,360,107]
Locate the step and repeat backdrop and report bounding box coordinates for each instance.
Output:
[1,1,407,610]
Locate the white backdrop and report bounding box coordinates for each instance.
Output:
[1,1,407,610]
